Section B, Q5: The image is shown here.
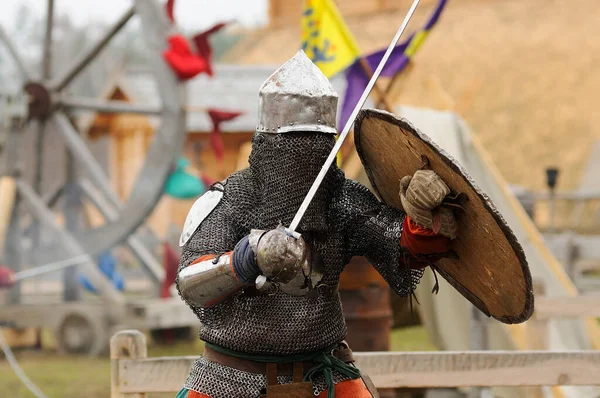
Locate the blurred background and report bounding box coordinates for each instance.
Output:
[0,0,599,397]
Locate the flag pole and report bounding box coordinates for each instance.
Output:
[357,58,395,112]
[358,57,394,112]
[375,62,415,109]
[288,0,421,233]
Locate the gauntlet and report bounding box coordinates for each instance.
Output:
[399,170,457,239]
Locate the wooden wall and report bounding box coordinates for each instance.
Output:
[169,131,254,230]
[86,87,255,239]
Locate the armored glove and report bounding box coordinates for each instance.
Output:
[232,226,323,295]
[399,170,457,239]
[249,227,308,283]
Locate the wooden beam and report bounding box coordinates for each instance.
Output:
[236,141,252,171]
[113,350,600,393]
[526,281,549,350]
[0,176,16,255]
[111,330,148,398]
[535,295,600,319]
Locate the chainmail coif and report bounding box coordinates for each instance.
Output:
[177,132,424,397]
[249,132,340,232]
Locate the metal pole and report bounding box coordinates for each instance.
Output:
[33,2,54,277]
[5,196,22,304]
[545,168,559,233]
[42,0,55,81]
[62,149,82,301]
[549,190,556,233]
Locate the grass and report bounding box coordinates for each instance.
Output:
[0,326,435,398]
[390,325,438,352]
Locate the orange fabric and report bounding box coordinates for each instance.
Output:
[400,216,451,269]
[182,379,371,398]
[185,391,211,398]
[189,254,217,266]
[317,378,372,397]
[406,215,440,237]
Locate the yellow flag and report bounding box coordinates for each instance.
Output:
[301,0,361,78]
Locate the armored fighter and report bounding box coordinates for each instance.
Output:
[175,50,532,398]
[175,50,455,398]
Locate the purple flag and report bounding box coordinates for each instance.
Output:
[339,0,448,128]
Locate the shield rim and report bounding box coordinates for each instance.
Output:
[354,108,534,324]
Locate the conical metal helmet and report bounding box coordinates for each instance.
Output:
[256,50,338,135]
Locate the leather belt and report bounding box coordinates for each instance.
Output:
[203,342,355,377]
[203,346,314,376]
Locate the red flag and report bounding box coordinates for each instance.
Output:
[165,0,176,23]
[207,109,243,161]
[192,22,228,77]
[163,35,209,80]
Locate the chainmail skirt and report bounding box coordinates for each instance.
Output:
[183,356,353,398]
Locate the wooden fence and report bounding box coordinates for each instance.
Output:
[110,286,600,397]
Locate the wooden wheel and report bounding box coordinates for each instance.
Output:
[0,0,186,295]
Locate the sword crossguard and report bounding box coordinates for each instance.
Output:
[282,227,301,240]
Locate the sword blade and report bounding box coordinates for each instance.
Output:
[288,0,421,232]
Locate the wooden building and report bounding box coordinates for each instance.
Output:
[81,65,332,236]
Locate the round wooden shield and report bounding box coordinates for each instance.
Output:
[354,109,533,324]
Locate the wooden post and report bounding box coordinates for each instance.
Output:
[357,58,395,112]
[468,306,492,398]
[525,280,548,398]
[5,190,22,305]
[375,62,415,109]
[526,280,549,350]
[111,330,148,398]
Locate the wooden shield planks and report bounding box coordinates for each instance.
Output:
[354,109,533,324]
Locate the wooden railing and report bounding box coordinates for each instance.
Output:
[110,336,600,397]
[110,283,600,397]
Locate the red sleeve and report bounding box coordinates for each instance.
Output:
[0,267,15,288]
[400,216,451,269]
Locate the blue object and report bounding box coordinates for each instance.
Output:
[79,251,125,294]
[165,157,206,199]
[232,235,260,285]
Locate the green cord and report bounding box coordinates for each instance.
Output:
[205,343,361,398]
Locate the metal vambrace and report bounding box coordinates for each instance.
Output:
[178,236,260,308]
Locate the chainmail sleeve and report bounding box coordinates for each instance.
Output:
[334,178,424,297]
[178,197,241,271]
[176,177,249,311]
